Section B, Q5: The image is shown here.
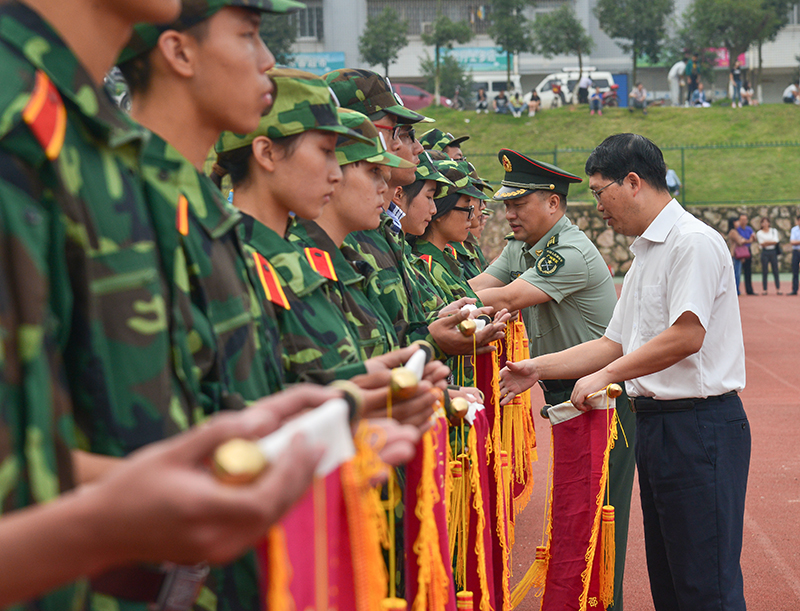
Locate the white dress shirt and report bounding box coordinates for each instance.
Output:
[605,199,746,399]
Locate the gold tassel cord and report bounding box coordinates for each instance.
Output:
[265,526,293,611]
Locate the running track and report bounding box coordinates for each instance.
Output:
[511,282,800,610]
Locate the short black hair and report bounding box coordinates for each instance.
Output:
[118,20,211,96]
[584,133,668,193]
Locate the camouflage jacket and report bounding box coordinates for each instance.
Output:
[139,134,283,406]
[239,214,367,384]
[344,214,443,349]
[412,240,481,305]
[287,218,398,360]
[449,240,483,281]
[0,3,193,610]
[464,234,488,270]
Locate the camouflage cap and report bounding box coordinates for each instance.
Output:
[216,67,372,154]
[418,128,470,152]
[467,161,494,194]
[433,159,490,201]
[414,151,456,190]
[335,108,414,168]
[324,69,434,125]
[118,0,306,64]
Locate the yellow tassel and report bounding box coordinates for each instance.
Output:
[600,505,615,608]
[509,545,549,609]
[382,597,408,610]
[265,526,293,611]
[342,425,390,611]
[448,459,468,589]
[456,590,474,610]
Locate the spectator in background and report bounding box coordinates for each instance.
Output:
[668,55,687,106]
[737,212,756,295]
[756,217,782,294]
[509,90,525,118]
[782,81,799,104]
[741,80,757,106]
[730,59,743,108]
[629,82,648,114]
[590,86,603,115]
[493,89,511,114]
[665,164,681,197]
[528,89,541,116]
[790,213,800,295]
[577,73,592,104]
[552,80,567,106]
[476,87,489,113]
[686,52,700,104]
[728,217,746,295]
[692,82,711,107]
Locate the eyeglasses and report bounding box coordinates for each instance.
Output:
[590,179,620,202]
[373,123,416,143]
[453,204,475,220]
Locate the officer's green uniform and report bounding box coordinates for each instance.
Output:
[483,149,635,611]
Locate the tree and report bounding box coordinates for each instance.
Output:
[683,0,792,92]
[358,8,409,77]
[420,53,472,100]
[532,6,594,81]
[488,0,534,91]
[421,15,473,105]
[595,0,674,84]
[260,13,297,65]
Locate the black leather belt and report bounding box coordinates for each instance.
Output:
[630,390,738,413]
[538,379,579,393]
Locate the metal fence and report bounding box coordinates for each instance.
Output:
[467,141,800,206]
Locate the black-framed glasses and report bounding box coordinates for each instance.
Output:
[453,205,475,220]
[397,126,416,143]
[590,179,620,202]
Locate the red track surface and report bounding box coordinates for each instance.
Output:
[510,282,800,610]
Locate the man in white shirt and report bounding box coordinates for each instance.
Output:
[668,57,686,106]
[782,81,799,103]
[499,133,750,611]
[578,73,593,104]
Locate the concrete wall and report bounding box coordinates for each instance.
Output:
[480,202,800,274]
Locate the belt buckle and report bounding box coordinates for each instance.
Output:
[150,563,209,611]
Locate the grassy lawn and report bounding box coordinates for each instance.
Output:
[420,104,800,205]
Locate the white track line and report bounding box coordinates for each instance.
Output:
[744,512,800,601]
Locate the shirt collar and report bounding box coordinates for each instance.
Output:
[631,198,683,253]
[386,201,406,233]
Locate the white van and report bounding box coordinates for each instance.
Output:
[527,68,615,108]
[472,73,523,103]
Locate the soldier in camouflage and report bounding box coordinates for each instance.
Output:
[326,69,508,358]
[287,108,411,362]
[450,162,493,280]
[0,0,334,608]
[418,127,470,161]
[412,159,490,304]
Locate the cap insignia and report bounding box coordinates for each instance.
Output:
[502,155,513,173]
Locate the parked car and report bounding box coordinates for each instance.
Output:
[526,68,615,108]
[392,83,452,110]
[472,74,522,102]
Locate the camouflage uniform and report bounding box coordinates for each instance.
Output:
[0,3,196,610]
[449,240,484,280]
[412,241,480,304]
[217,68,373,384]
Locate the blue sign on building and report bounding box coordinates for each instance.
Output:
[289,52,346,76]
[443,47,508,72]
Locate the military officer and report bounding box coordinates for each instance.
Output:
[469,149,635,611]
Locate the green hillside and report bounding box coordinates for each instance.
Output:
[421,104,800,205]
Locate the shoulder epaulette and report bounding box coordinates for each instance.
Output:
[419,253,433,272]
[304,247,338,282]
[252,251,291,310]
[22,71,66,160]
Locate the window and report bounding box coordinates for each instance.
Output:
[291,5,323,40]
